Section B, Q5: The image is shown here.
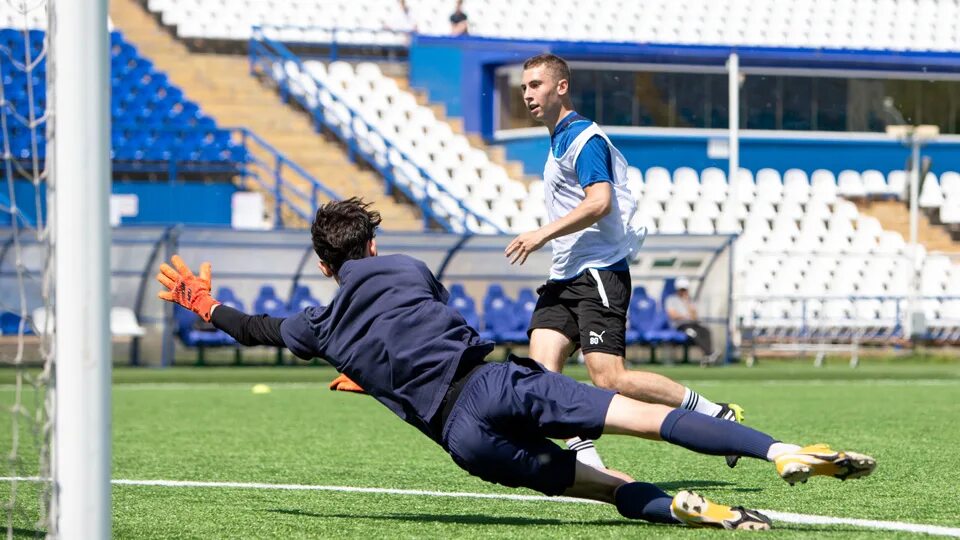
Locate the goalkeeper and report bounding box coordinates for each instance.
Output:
[157,198,876,531]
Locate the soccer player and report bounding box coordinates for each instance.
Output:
[157,198,876,531]
[505,53,742,468]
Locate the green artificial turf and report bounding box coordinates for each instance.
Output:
[0,361,957,538]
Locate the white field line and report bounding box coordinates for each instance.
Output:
[2,476,958,537]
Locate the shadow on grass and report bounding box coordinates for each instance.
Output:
[268,508,848,532]
[6,527,44,538]
[268,508,632,527]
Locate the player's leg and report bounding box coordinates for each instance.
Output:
[576,270,741,420]
[602,394,876,485]
[528,328,575,373]
[444,380,767,529]
[563,464,771,530]
[526,283,601,466]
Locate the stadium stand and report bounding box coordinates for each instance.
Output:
[0,29,243,166]
[250,42,524,233]
[109,0,425,229]
[142,0,960,52]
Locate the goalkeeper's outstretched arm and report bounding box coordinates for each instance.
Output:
[156,254,287,348]
[209,304,286,347]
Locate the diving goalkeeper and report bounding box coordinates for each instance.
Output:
[157,198,876,531]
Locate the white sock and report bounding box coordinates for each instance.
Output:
[566,437,606,469]
[680,387,723,417]
[766,442,802,461]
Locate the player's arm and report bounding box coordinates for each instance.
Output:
[155,254,286,347]
[209,304,286,347]
[541,181,612,240]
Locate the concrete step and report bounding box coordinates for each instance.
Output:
[855,199,960,253]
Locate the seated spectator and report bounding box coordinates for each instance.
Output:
[449,0,469,36]
[665,278,719,364]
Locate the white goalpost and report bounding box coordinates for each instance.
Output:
[1,0,118,533]
[49,0,112,537]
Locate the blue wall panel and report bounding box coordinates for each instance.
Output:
[2,180,237,226]
[112,181,237,225]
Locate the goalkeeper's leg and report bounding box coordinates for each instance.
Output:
[603,395,876,485]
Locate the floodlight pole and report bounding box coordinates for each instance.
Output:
[52,0,112,537]
[727,53,739,195]
[886,124,939,340]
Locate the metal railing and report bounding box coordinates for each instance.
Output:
[249,26,505,234]
[236,128,341,227]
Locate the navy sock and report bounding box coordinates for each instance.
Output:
[659,409,775,460]
[614,482,678,524]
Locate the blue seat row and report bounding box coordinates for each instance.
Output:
[446,282,692,348]
[173,285,323,349]
[0,28,239,164]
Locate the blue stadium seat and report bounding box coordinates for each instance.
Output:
[217,286,245,311]
[482,284,526,343]
[514,288,537,333]
[0,29,237,166]
[253,285,288,317]
[0,312,32,335]
[626,286,656,344]
[288,284,322,312]
[447,283,480,331]
[172,304,235,347]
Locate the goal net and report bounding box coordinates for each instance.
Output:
[1,0,112,537]
[0,0,55,536]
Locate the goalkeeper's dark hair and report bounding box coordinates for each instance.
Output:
[311,197,382,274]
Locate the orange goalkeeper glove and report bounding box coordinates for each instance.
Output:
[328,373,365,393]
[156,254,220,322]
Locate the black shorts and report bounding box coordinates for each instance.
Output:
[528,268,631,356]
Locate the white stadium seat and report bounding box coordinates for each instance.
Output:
[145,0,960,51]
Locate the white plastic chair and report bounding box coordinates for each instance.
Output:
[755,168,784,202]
[861,169,887,197]
[111,307,146,337]
[644,167,673,202]
[887,170,907,199]
[699,167,727,202]
[672,167,700,202]
[810,169,838,202]
[837,170,866,198]
[919,173,944,208]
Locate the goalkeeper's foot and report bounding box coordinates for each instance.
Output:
[715,403,745,468]
[671,490,772,530]
[774,444,876,486]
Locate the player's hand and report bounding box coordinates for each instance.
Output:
[329,373,366,393]
[505,230,548,266]
[156,254,220,322]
